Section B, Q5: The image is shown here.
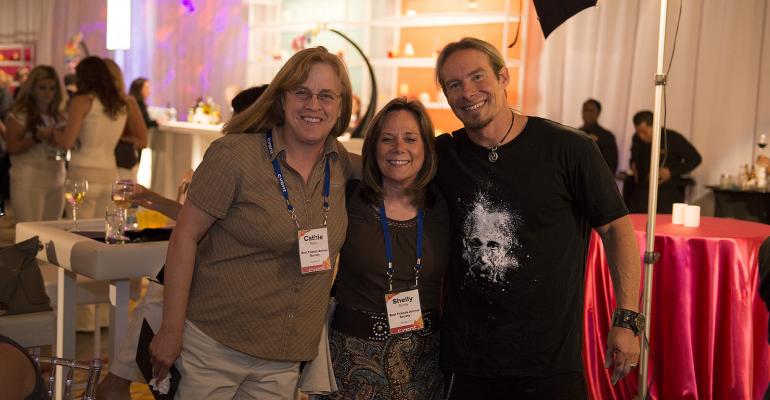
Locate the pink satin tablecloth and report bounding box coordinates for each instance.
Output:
[584,214,770,399]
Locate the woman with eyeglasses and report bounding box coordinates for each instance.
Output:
[149,46,357,398]
[2,65,66,222]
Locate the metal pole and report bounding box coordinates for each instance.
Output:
[639,0,669,398]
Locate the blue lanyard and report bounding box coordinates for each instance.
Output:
[379,201,423,291]
[266,130,331,229]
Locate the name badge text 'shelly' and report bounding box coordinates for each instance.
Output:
[385,287,424,334]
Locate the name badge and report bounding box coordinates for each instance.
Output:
[298,227,331,274]
[384,287,424,335]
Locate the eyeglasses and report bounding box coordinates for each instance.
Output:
[287,88,340,104]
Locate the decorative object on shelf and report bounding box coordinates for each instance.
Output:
[404,42,415,57]
[1,43,36,89]
[405,0,417,17]
[418,92,431,104]
[398,83,410,97]
[187,97,221,125]
[467,0,479,10]
[65,32,90,72]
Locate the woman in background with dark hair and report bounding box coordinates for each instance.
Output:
[2,65,66,222]
[128,77,157,129]
[49,56,127,218]
[322,98,448,399]
[103,59,148,180]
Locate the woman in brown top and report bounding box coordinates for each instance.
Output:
[323,98,449,399]
[149,46,355,398]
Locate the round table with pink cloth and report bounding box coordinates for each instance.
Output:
[584,214,770,399]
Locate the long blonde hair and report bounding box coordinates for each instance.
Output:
[223,46,352,136]
[10,65,65,130]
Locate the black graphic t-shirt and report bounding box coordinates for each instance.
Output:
[436,116,628,378]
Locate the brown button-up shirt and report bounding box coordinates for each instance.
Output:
[185,128,352,361]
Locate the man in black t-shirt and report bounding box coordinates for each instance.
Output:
[434,37,643,398]
[628,110,702,214]
[579,98,618,174]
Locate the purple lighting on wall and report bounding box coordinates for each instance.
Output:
[181,0,195,13]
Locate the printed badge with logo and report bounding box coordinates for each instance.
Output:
[298,227,331,274]
[384,287,424,334]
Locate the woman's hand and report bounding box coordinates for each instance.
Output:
[129,184,183,220]
[149,327,183,381]
[35,126,54,142]
[129,184,160,208]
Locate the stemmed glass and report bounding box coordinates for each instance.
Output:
[111,179,137,232]
[64,178,88,231]
[111,180,136,209]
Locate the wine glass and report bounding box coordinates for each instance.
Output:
[64,178,88,231]
[113,179,139,230]
[111,180,136,209]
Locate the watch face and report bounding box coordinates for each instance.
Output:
[634,314,645,331]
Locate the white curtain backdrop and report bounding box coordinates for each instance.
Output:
[527,0,770,211]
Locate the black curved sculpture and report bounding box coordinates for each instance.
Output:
[311,28,377,138]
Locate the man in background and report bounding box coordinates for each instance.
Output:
[628,110,701,214]
[579,98,618,174]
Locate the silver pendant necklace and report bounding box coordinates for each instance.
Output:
[487,109,515,163]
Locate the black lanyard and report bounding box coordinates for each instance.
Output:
[266,130,331,229]
[379,201,424,291]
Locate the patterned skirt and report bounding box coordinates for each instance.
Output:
[316,327,445,400]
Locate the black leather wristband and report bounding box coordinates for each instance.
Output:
[611,308,645,336]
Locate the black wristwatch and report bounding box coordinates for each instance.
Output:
[611,308,645,336]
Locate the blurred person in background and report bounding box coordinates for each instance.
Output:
[628,110,701,214]
[103,59,148,180]
[2,65,66,222]
[129,77,158,130]
[0,70,13,207]
[48,56,127,218]
[578,98,618,174]
[0,70,13,120]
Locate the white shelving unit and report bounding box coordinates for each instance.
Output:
[243,0,527,132]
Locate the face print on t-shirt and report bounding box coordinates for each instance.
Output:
[461,191,523,286]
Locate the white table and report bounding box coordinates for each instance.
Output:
[15,219,167,397]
